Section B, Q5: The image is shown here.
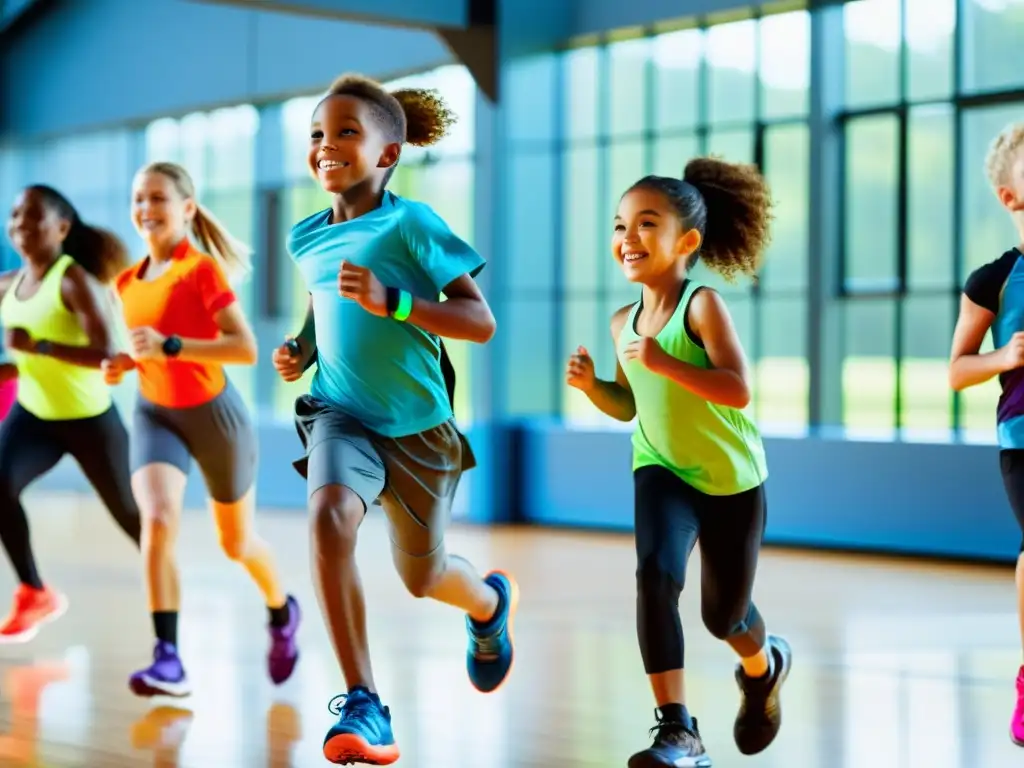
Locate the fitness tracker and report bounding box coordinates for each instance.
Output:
[34,340,52,355]
[284,338,302,358]
[385,286,413,322]
[162,335,183,358]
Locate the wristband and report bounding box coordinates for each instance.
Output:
[34,340,52,355]
[386,286,413,322]
[284,338,302,358]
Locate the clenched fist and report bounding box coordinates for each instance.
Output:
[1001,332,1024,372]
[566,345,596,392]
[338,261,387,317]
[272,337,306,383]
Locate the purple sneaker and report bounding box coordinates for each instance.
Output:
[129,641,191,698]
[268,594,300,685]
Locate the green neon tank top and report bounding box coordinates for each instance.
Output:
[617,280,768,496]
[0,255,111,421]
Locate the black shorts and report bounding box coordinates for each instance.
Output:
[999,449,1024,552]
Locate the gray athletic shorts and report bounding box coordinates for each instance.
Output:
[292,394,475,559]
[131,380,256,504]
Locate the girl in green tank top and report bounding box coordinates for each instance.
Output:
[0,185,141,644]
[566,159,792,768]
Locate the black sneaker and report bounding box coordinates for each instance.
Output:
[627,710,712,768]
[733,634,792,755]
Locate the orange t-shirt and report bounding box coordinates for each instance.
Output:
[116,239,237,409]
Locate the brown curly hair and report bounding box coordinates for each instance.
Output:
[629,157,774,282]
[324,73,457,182]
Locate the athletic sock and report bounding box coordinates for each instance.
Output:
[153,611,178,647]
[269,601,290,628]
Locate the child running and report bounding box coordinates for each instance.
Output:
[566,159,793,768]
[101,161,300,697]
[949,121,1024,747]
[0,184,141,642]
[272,73,518,766]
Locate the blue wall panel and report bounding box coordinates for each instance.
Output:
[520,423,1019,563]
[194,0,468,29]
[0,0,452,139]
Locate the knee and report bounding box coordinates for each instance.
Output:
[217,529,249,561]
[701,603,740,640]
[397,557,445,599]
[636,556,682,609]
[309,486,364,555]
[141,511,175,557]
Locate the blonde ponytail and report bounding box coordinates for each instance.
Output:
[137,161,253,283]
[191,203,253,281]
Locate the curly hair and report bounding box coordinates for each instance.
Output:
[629,157,774,282]
[324,73,457,182]
[25,185,131,285]
[985,121,1024,192]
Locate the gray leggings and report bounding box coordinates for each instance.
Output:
[131,381,256,503]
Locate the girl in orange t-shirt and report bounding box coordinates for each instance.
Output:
[103,162,300,697]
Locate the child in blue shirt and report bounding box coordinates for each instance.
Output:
[272,73,518,766]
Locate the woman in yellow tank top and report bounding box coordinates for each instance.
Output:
[0,185,142,643]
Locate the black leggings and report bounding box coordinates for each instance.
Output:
[0,403,141,589]
[634,465,767,674]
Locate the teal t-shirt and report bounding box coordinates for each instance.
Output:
[287,192,485,438]
[617,280,768,496]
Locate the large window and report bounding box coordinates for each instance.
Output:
[839,0,1024,441]
[560,10,812,434]
[275,65,478,425]
[144,105,261,410]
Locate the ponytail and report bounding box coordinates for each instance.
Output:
[138,162,252,283]
[627,158,774,282]
[26,185,130,285]
[190,203,252,281]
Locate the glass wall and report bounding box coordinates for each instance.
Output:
[275,64,478,424]
[559,10,812,435]
[555,0,1024,444]
[839,0,1024,441]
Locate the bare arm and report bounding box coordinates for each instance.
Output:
[403,274,496,344]
[173,301,257,365]
[949,292,1012,390]
[581,305,637,422]
[26,266,118,368]
[647,288,752,409]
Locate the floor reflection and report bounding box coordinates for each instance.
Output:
[0,493,1021,767]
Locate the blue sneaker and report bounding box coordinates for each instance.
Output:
[322,687,400,765]
[466,570,519,693]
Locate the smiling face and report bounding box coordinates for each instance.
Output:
[612,186,701,284]
[306,94,400,195]
[6,188,70,263]
[131,170,195,251]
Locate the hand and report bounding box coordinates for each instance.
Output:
[566,345,597,392]
[338,261,387,317]
[622,337,669,372]
[101,353,135,385]
[0,363,17,383]
[272,337,305,383]
[1002,332,1024,371]
[130,327,166,360]
[4,327,34,353]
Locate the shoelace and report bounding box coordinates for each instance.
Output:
[470,625,502,661]
[327,693,376,725]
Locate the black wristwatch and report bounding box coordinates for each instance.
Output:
[34,340,52,355]
[162,335,183,358]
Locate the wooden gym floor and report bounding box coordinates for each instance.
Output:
[0,491,1020,768]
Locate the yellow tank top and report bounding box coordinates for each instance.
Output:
[0,255,111,420]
